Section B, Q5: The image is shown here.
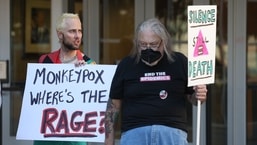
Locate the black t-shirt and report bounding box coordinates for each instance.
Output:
[109,52,194,133]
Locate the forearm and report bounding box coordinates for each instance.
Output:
[104,99,120,145]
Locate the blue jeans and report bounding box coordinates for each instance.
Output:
[120,125,188,145]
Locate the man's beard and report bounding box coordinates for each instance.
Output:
[62,37,80,50]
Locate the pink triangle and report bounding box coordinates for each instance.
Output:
[193,30,208,57]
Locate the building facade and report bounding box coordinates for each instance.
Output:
[0,0,256,145]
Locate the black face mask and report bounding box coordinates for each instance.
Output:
[141,48,162,64]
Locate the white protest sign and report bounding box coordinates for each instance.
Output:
[16,63,117,143]
[187,5,217,86]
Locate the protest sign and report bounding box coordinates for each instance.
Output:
[187,5,217,145]
[187,5,217,86]
[16,63,117,143]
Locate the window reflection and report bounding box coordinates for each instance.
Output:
[207,1,228,145]
[100,0,135,64]
[247,1,257,145]
[156,0,192,55]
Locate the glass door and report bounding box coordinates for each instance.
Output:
[98,1,135,143]
[247,1,257,145]
[99,0,135,64]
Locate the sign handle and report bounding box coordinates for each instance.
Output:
[196,100,201,145]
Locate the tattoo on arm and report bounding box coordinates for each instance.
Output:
[105,99,120,138]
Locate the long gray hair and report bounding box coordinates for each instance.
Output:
[130,18,174,63]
